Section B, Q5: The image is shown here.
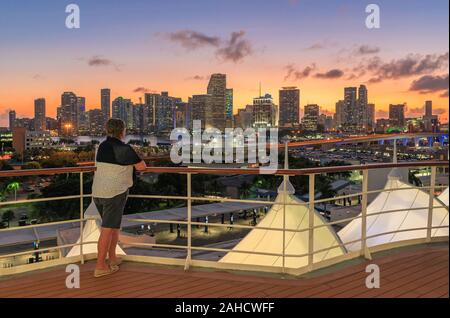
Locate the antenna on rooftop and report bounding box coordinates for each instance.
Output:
[259,82,262,97]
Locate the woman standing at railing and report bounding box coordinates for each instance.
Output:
[91,119,147,277]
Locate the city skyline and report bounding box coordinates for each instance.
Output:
[0,0,449,125]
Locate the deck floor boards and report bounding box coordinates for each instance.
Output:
[0,245,448,298]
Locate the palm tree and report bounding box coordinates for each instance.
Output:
[6,181,20,201]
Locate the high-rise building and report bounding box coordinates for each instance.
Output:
[158,92,181,133]
[225,88,233,127]
[343,87,358,132]
[302,104,320,131]
[366,103,375,132]
[101,89,111,120]
[425,100,433,117]
[88,109,106,136]
[9,110,16,131]
[358,85,368,131]
[34,98,46,131]
[279,87,300,127]
[189,94,213,129]
[343,85,368,133]
[389,104,406,127]
[252,93,278,128]
[334,100,345,130]
[112,97,134,130]
[207,73,227,130]
[234,105,254,129]
[59,92,78,135]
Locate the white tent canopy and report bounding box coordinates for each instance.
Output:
[66,201,126,258]
[219,178,345,269]
[338,169,449,252]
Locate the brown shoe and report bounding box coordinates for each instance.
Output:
[94,265,119,278]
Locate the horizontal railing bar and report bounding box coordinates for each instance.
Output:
[0,241,97,259]
[0,217,95,233]
[0,160,448,178]
[0,194,92,207]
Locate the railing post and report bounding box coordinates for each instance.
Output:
[184,172,192,271]
[426,166,437,242]
[360,169,371,260]
[307,174,315,271]
[79,172,84,265]
[282,175,287,273]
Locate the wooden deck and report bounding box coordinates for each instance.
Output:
[0,244,448,298]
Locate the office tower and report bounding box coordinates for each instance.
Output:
[76,96,88,134]
[358,85,368,131]
[207,73,227,130]
[14,118,34,130]
[366,103,375,132]
[9,110,16,131]
[88,109,106,136]
[234,105,254,129]
[279,87,300,127]
[389,104,406,127]
[12,127,51,156]
[133,103,144,134]
[59,92,78,135]
[34,98,46,131]
[334,100,345,130]
[101,88,111,119]
[225,88,233,127]
[190,94,213,129]
[112,97,134,130]
[302,104,320,131]
[252,93,278,128]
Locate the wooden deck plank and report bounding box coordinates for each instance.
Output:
[0,245,447,298]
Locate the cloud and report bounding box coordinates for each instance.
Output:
[434,108,448,115]
[409,74,449,94]
[284,63,316,81]
[216,31,253,63]
[32,74,44,80]
[133,87,157,93]
[304,43,325,51]
[367,52,448,83]
[314,69,344,79]
[164,30,220,50]
[162,29,253,63]
[355,45,380,55]
[440,90,449,98]
[86,55,121,71]
[185,75,207,81]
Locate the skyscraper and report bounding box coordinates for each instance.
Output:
[343,87,358,132]
[59,92,78,135]
[207,73,227,130]
[302,104,320,132]
[279,87,300,127]
[190,94,213,129]
[358,85,368,131]
[366,103,375,132]
[88,109,106,136]
[101,89,111,120]
[225,88,233,127]
[389,104,406,127]
[252,93,278,128]
[425,100,433,117]
[334,100,345,130]
[34,98,46,131]
[9,110,16,131]
[112,97,134,130]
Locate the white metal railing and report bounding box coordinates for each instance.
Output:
[0,160,448,276]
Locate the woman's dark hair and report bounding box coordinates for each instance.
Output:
[106,118,125,139]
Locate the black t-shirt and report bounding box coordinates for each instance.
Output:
[96,136,141,166]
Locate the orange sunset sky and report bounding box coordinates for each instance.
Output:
[0,0,448,125]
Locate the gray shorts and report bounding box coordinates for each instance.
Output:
[93,190,129,229]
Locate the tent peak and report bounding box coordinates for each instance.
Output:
[388,168,403,181]
[277,177,296,194]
